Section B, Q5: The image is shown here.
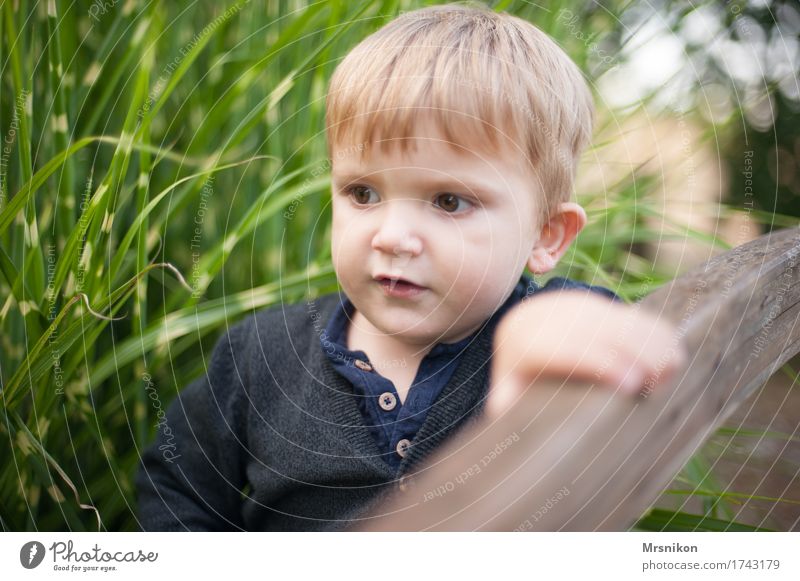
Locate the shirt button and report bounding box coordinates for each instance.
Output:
[378,392,397,411]
[354,359,372,372]
[395,438,411,458]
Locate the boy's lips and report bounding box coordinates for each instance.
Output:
[373,274,427,298]
[373,273,424,286]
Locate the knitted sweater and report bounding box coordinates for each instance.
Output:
[135,276,619,531]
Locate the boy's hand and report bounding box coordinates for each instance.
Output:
[486,291,688,418]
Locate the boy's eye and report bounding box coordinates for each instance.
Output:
[343,186,471,213]
[434,193,471,213]
[346,185,378,205]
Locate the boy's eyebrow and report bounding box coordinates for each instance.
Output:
[421,174,501,197]
[332,170,501,197]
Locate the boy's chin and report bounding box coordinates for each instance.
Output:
[368,312,445,345]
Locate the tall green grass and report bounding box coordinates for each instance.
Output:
[0,0,792,531]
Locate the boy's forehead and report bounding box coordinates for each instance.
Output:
[330,121,531,176]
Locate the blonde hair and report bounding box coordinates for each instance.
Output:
[325,3,594,227]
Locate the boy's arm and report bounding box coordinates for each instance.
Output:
[135,319,252,531]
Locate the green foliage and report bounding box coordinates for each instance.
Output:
[1,0,354,531]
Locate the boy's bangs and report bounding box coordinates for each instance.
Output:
[326,69,524,160]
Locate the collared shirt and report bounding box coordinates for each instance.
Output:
[320,274,620,472]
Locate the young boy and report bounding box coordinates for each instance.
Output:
[136,3,684,531]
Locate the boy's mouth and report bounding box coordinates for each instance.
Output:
[373,274,427,298]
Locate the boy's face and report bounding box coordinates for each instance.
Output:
[330,121,546,347]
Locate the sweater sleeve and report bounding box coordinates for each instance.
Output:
[134,318,252,531]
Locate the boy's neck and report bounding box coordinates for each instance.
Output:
[346,308,436,364]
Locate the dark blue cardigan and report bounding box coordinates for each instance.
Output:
[135,275,620,531]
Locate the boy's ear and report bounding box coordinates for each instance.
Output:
[527,202,587,274]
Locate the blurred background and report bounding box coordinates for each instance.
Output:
[0,0,798,531]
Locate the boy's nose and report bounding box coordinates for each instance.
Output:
[371,201,423,257]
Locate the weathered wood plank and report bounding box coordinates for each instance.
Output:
[353,227,800,531]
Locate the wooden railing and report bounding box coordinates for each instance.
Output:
[353,227,800,531]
